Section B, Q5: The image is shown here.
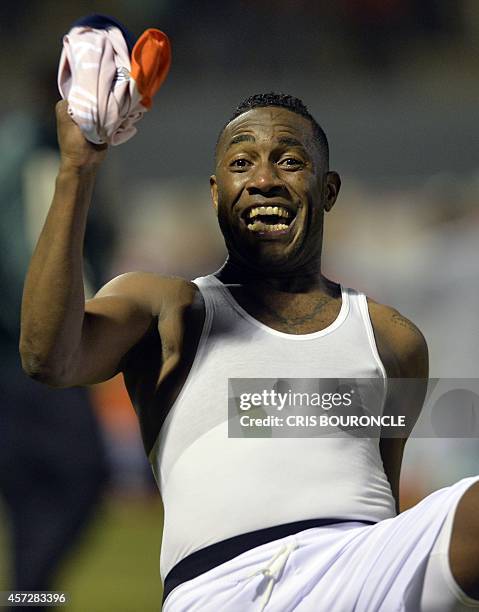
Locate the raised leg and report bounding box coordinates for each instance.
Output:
[449,481,479,599]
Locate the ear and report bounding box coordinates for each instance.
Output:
[210,175,218,214]
[324,171,341,212]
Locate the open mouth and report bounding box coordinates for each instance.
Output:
[243,205,296,234]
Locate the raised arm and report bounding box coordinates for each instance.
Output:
[20,101,156,387]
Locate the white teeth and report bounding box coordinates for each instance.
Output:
[247,221,289,232]
[247,206,292,220]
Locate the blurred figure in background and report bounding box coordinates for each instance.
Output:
[0,68,111,608]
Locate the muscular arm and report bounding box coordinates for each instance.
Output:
[20,102,157,387]
[369,302,429,512]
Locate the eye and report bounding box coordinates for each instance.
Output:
[278,157,304,169]
[229,158,251,171]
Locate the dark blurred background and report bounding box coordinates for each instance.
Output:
[0,1,478,610]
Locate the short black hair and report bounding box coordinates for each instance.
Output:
[216,92,329,165]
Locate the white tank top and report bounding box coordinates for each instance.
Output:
[149,275,396,579]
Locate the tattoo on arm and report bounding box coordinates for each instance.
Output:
[391,313,419,334]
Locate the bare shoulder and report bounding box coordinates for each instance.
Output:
[92,271,200,315]
[366,298,428,378]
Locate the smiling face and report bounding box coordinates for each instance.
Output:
[211,106,340,276]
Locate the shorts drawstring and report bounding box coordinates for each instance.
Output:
[246,540,298,611]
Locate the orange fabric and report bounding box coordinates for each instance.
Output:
[90,374,137,436]
[131,28,172,109]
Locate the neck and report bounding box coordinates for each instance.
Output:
[215,256,334,295]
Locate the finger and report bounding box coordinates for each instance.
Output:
[55,99,69,119]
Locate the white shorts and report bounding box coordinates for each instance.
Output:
[162,476,479,611]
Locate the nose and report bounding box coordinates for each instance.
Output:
[246,160,285,196]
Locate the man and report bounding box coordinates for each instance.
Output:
[21,93,479,610]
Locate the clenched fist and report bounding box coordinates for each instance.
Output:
[56,100,108,171]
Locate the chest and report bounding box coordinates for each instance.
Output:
[230,289,344,335]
